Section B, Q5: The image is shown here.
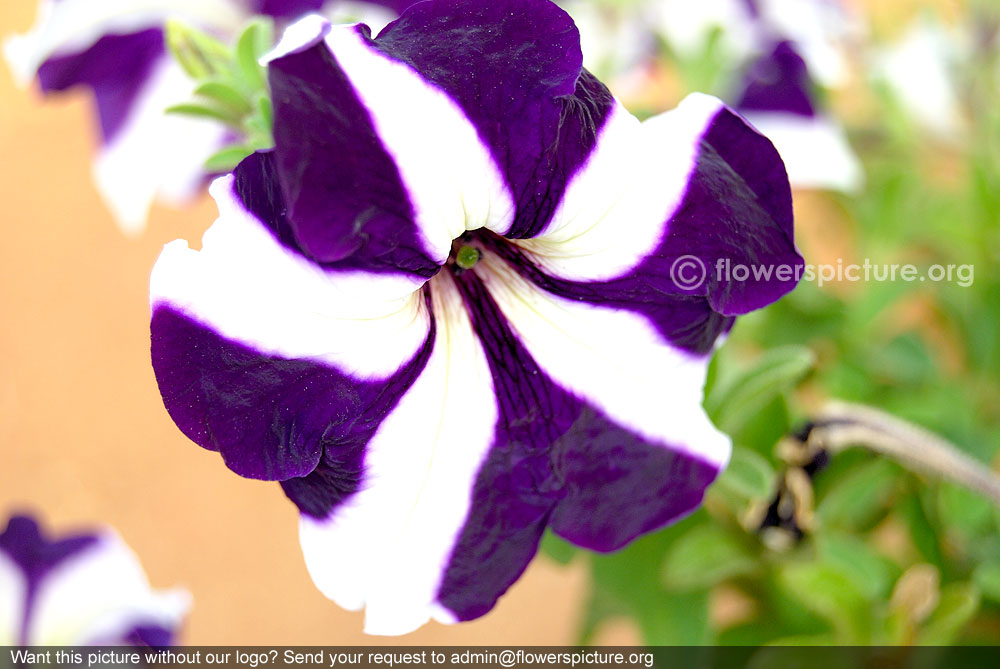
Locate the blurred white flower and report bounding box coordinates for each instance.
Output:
[874,17,967,138]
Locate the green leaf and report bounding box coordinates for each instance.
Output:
[731,395,791,457]
[662,524,758,590]
[918,583,980,645]
[585,514,711,644]
[236,19,273,92]
[937,482,995,538]
[777,563,871,644]
[816,532,899,601]
[203,145,256,173]
[815,459,900,531]
[165,19,232,80]
[714,446,777,501]
[538,530,576,566]
[972,562,1000,605]
[899,492,944,569]
[256,93,274,131]
[705,346,815,436]
[166,103,240,124]
[194,80,252,116]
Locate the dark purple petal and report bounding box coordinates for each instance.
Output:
[434,271,719,621]
[36,28,165,144]
[268,24,442,276]
[249,0,419,18]
[151,304,435,482]
[247,0,327,18]
[736,41,817,118]
[373,0,615,238]
[233,150,307,256]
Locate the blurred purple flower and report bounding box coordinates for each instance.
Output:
[0,513,188,646]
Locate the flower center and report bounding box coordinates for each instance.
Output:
[455,245,481,270]
[447,233,484,273]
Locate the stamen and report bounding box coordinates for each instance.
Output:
[455,245,481,270]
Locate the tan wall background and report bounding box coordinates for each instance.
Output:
[0,0,584,645]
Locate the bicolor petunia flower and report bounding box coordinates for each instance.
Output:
[4,0,415,235]
[654,0,862,89]
[873,18,966,139]
[0,513,188,646]
[734,41,862,192]
[149,0,802,635]
[651,0,864,191]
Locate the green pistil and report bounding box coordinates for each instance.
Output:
[455,245,481,270]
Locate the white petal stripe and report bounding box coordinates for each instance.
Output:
[150,176,431,380]
[324,24,516,255]
[0,551,25,645]
[299,272,498,636]
[477,251,730,470]
[516,93,725,282]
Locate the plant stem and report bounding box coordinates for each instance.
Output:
[806,401,1000,506]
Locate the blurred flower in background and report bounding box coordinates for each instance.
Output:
[733,39,863,192]
[873,16,967,138]
[0,513,188,645]
[3,0,411,235]
[558,0,864,192]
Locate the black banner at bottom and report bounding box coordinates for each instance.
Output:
[3,646,1000,669]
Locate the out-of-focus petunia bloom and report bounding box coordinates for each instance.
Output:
[149,0,802,635]
[654,0,861,88]
[873,18,967,139]
[734,41,862,192]
[4,0,414,235]
[0,513,188,646]
[555,0,658,82]
[653,0,864,191]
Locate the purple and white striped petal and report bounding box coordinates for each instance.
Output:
[373,0,614,239]
[264,14,514,275]
[507,93,801,354]
[151,152,434,481]
[297,271,497,635]
[0,514,188,646]
[297,255,726,634]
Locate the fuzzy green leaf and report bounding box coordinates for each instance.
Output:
[705,346,815,436]
[662,523,758,590]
